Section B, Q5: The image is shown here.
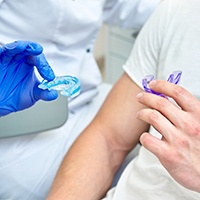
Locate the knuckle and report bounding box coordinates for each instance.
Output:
[173,86,185,98]
[155,97,170,110]
[192,125,200,136]
[187,123,200,136]
[149,110,160,123]
[177,135,189,148]
[181,117,200,136]
[160,147,180,166]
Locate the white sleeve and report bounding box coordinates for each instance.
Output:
[123,0,168,89]
[103,0,161,31]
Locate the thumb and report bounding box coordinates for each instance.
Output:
[34,87,58,101]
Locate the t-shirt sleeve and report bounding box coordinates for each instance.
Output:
[103,0,161,31]
[123,0,170,89]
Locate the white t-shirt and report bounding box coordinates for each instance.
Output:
[104,0,200,199]
[0,0,161,199]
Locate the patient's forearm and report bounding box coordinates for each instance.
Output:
[46,73,148,199]
[46,124,122,200]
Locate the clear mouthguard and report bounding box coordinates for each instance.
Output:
[38,75,81,98]
[142,70,182,98]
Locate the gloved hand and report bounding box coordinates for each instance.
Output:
[0,40,58,117]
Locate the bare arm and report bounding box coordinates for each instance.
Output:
[46,73,149,199]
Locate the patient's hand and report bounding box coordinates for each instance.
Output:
[136,80,200,192]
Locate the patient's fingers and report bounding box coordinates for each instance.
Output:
[140,132,167,157]
[137,108,176,142]
[149,80,200,112]
[136,91,183,129]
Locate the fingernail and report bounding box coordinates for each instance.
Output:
[149,80,156,87]
[136,93,143,99]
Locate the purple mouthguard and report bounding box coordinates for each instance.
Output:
[142,70,182,98]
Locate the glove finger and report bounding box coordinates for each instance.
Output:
[12,42,44,63]
[0,107,12,117]
[34,87,58,101]
[2,41,43,56]
[0,45,3,54]
[40,90,58,101]
[26,53,55,81]
[1,41,43,65]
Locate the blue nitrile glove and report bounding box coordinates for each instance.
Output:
[0,41,58,117]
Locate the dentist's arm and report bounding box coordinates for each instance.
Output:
[47,73,149,200]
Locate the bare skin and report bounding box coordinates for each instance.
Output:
[46,73,149,199]
[47,77,200,199]
[137,80,200,192]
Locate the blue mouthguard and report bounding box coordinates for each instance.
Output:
[38,75,81,98]
[142,70,182,98]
